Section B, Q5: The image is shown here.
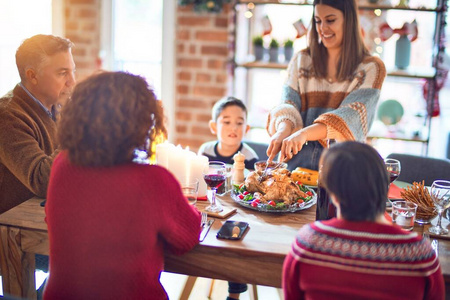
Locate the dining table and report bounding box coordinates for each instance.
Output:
[0,194,450,299]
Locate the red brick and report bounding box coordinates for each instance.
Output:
[215,17,228,28]
[216,74,228,84]
[177,44,185,53]
[176,112,192,121]
[79,9,97,18]
[197,114,212,122]
[177,85,189,94]
[207,59,226,70]
[189,45,196,54]
[178,16,211,26]
[176,125,188,133]
[178,58,203,68]
[82,22,97,31]
[177,30,190,40]
[201,45,228,56]
[178,72,192,81]
[193,126,214,136]
[72,48,87,57]
[196,73,212,83]
[66,21,78,31]
[178,98,205,108]
[196,31,228,42]
[193,86,226,97]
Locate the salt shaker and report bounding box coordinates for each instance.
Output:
[232,151,245,185]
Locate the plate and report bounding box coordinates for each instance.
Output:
[231,187,317,213]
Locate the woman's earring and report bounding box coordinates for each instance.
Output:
[318,36,322,44]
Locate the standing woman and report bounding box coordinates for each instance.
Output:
[44,72,201,299]
[266,0,386,170]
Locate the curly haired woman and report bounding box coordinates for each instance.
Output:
[44,71,201,300]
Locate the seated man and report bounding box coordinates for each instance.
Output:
[0,34,76,213]
[283,141,444,299]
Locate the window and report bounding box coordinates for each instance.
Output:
[101,0,164,99]
[0,0,63,96]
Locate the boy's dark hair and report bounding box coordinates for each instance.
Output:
[211,96,247,122]
[319,141,388,221]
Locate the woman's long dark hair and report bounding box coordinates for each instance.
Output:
[308,0,370,81]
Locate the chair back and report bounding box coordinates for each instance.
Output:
[386,153,450,186]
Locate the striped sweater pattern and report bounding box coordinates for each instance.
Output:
[293,221,439,277]
[268,50,387,147]
[282,219,444,300]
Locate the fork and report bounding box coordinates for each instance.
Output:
[201,212,208,227]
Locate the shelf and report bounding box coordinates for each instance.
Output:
[236,61,436,79]
[368,134,429,143]
[236,1,443,12]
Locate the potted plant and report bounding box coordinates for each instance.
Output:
[252,35,264,61]
[269,38,279,62]
[284,39,294,62]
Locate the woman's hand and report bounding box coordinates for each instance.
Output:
[266,122,292,162]
[279,130,308,162]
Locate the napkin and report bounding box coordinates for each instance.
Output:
[197,195,208,201]
[388,183,402,199]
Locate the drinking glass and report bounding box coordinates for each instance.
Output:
[203,161,226,213]
[180,177,199,206]
[428,180,450,235]
[384,158,401,187]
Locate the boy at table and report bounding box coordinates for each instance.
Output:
[198,96,258,299]
[282,141,444,300]
[198,96,259,170]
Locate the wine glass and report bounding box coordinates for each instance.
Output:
[384,158,401,187]
[428,180,450,235]
[203,161,226,213]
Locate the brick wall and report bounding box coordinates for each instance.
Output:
[64,1,233,152]
[65,0,101,81]
[174,4,233,151]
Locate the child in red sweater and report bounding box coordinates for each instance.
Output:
[283,141,444,300]
[44,72,201,299]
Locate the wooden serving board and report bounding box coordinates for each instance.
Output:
[202,207,237,219]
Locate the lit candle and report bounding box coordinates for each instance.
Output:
[155,141,173,169]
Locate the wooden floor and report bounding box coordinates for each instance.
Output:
[161,272,283,300]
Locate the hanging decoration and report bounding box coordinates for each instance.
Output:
[293,19,307,39]
[422,1,449,117]
[262,15,272,36]
[379,20,418,69]
[178,0,231,13]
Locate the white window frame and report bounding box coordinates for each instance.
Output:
[100,0,175,140]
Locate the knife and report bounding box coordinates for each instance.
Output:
[199,219,215,242]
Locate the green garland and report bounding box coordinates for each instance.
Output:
[179,0,231,13]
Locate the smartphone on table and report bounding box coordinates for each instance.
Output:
[217,220,249,240]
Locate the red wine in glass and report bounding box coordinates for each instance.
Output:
[204,174,226,189]
[388,171,400,184]
[384,159,401,186]
[203,161,226,213]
